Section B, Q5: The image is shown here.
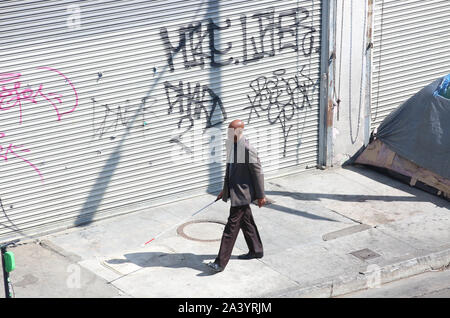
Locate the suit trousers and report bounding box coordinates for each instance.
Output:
[215,204,263,268]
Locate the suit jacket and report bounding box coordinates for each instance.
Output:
[222,137,265,207]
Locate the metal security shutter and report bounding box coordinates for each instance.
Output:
[371,0,450,130]
[0,0,323,241]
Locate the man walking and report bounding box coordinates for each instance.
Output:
[207,119,266,272]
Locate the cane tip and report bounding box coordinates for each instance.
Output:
[143,238,155,246]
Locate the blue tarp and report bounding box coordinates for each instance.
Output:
[434,73,450,99]
[375,74,450,179]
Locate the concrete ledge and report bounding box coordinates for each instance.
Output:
[266,248,450,298]
[322,224,372,241]
[266,281,333,298]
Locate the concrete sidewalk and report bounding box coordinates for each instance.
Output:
[2,165,449,297]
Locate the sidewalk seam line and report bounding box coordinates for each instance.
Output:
[255,258,303,289]
[333,169,391,194]
[374,227,427,253]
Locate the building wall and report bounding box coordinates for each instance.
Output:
[331,0,450,166]
[2,0,446,240]
[0,0,324,240]
[331,0,370,166]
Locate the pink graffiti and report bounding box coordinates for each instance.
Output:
[0,67,78,125]
[0,131,44,183]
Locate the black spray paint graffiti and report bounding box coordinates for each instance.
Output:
[91,97,157,140]
[245,67,318,156]
[164,80,227,151]
[159,6,317,155]
[159,7,316,72]
[160,18,233,73]
[240,7,316,63]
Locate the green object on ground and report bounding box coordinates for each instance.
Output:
[4,251,15,272]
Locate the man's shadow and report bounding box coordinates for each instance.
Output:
[106,252,239,277]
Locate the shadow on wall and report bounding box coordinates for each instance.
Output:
[206,0,225,195]
[75,0,221,227]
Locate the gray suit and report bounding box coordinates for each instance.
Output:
[221,137,265,207]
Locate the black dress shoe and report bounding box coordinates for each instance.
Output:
[238,252,263,260]
[207,262,224,272]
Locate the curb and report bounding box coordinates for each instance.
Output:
[266,248,450,298]
[39,239,82,263]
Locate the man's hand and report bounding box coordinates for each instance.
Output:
[216,190,223,201]
[257,197,266,208]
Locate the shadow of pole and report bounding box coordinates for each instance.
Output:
[265,189,446,204]
[268,202,340,222]
[206,0,225,196]
[75,1,214,227]
[75,70,166,226]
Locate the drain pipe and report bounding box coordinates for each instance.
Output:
[319,0,336,168]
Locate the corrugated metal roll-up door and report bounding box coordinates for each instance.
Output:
[371,0,450,131]
[0,0,323,241]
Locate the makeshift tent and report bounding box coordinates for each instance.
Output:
[349,74,450,200]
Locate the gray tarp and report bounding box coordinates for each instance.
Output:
[375,75,450,180]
